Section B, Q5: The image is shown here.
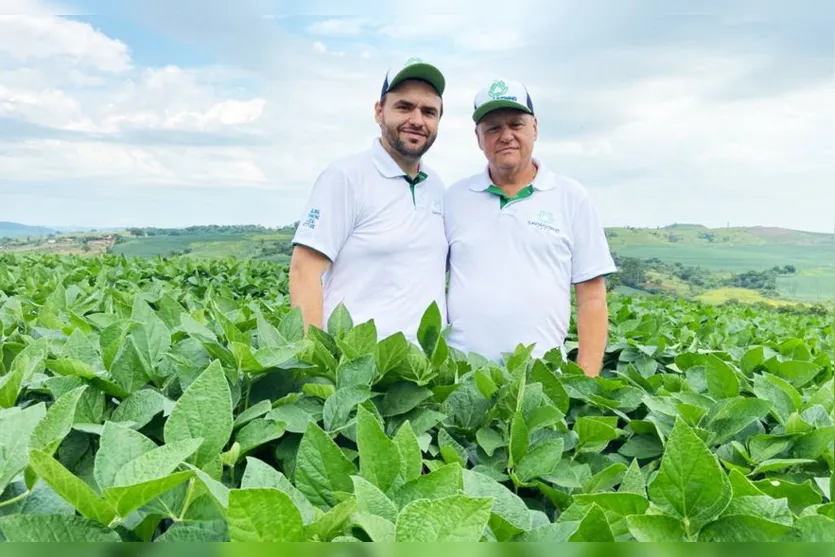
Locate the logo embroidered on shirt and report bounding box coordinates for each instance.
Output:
[528,210,560,233]
[431,198,443,216]
[303,208,320,229]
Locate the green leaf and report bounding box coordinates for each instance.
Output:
[392,421,422,483]
[0,402,45,494]
[416,301,442,359]
[240,457,318,524]
[626,514,687,541]
[163,359,233,467]
[699,515,796,541]
[94,421,158,490]
[336,354,377,390]
[648,416,732,537]
[352,475,398,523]
[109,335,151,394]
[356,405,401,493]
[322,386,373,432]
[515,438,563,483]
[375,333,411,375]
[393,463,463,508]
[226,488,305,542]
[327,303,353,339]
[28,449,116,525]
[294,420,357,509]
[30,385,87,455]
[568,503,615,541]
[103,470,193,517]
[0,514,121,542]
[395,494,493,542]
[462,468,532,541]
[704,354,739,399]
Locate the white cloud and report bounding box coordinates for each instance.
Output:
[306,17,372,36]
[312,41,327,53]
[0,15,131,72]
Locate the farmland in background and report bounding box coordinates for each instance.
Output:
[2,222,832,307]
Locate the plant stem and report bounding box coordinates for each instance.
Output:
[177,478,197,521]
[0,490,30,508]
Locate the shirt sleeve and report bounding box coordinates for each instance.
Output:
[570,193,618,284]
[291,165,357,262]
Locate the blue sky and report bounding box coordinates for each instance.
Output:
[1,0,833,232]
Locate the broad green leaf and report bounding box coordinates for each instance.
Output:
[112,437,202,486]
[568,503,615,542]
[392,421,422,483]
[380,382,433,417]
[28,450,116,525]
[626,514,687,542]
[395,494,493,542]
[352,475,398,523]
[94,421,158,490]
[164,359,233,467]
[322,386,373,432]
[462,468,531,541]
[110,389,169,428]
[0,402,45,494]
[393,463,463,508]
[0,514,121,542]
[30,385,87,455]
[515,438,563,483]
[619,459,646,496]
[305,496,357,541]
[336,354,376,390]
[706,397,773,445]
[295,420,356,509]
[375,333,410,375]
[351,512,396,542]
[704,354,739,399]
[240,457,317,524]
[648,417,732,537]
[699,514,796,542]
[103,470,193,517]
[327,302,353,339]
[227,488,305,542]
[109,335,151,394]
[356,405,401,493]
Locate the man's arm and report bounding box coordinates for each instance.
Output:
[289,244,331,332]
[573,275,609,377]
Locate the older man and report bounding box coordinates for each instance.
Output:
[443,79,617,376]
[289,58,448,344]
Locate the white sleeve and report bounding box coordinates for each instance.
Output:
[570,194,618,284]
[292,165,357,262]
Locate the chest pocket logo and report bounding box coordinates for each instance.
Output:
[431,198,443,216]
[528,210,560,233]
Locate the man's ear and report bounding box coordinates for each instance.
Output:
[374,100,383,126]
[474,125,483,151]
[532,116,538,141]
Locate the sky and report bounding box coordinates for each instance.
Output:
[0,0,833,233]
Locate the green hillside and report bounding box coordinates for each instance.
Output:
[3,222,832,306]
[0,221,56,238]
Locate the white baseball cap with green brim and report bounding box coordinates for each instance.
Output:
[381,57,446,98]
[472,79,535,123]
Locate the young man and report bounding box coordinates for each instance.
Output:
[289,58,448,345]
[443,79,617,376]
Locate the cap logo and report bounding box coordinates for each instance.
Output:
[488,80,509,99]
[405,57,423,65]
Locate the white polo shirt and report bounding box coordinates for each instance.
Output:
[444,159,617,362]
[292,138,448,344]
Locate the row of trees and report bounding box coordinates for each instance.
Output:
[607,254,797,294]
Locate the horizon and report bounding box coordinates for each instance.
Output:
[3,219,834,238]
[1,2,833,233]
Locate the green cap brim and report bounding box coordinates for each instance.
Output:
[473,100,532,123]
[388,63,445,96]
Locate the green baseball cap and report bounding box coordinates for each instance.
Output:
[472,78,535,123]
[381,57,446,98]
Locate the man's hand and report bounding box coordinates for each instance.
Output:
[574,275,610,377]
[288,244,331,332]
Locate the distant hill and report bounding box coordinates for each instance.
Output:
[0,222,57,238]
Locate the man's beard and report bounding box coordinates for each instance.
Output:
[383,122,436,160]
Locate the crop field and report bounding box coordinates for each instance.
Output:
[0,253,832,542]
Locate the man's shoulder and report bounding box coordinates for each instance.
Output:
[443,172,484,198]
